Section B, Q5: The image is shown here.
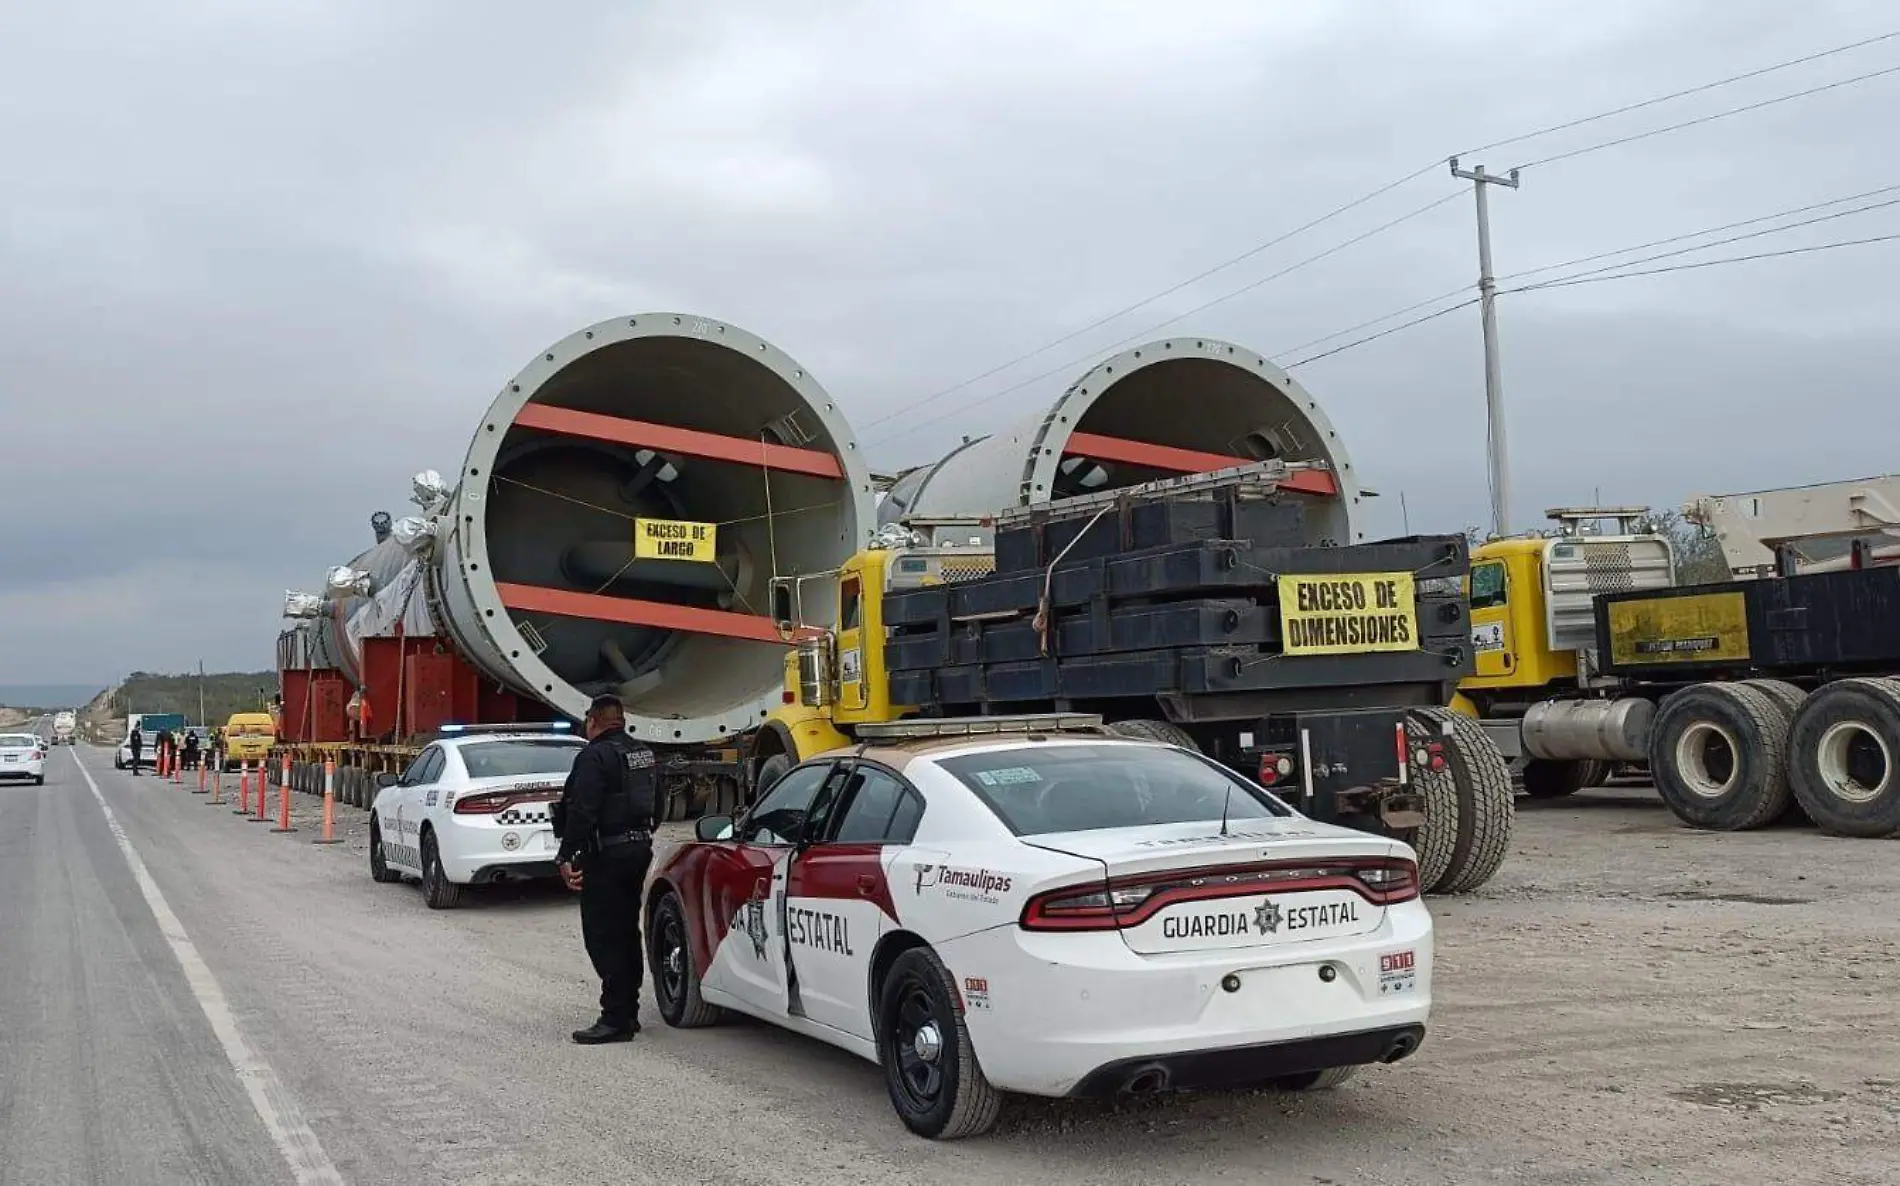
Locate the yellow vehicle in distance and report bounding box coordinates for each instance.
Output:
[222,711,277,770]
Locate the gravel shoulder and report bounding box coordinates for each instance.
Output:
[41,754,1900,1185]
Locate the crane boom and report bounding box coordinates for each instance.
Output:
[1683,474,1900,576]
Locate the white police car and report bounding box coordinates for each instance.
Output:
[368,724,586,908]
[647,715,1432,1139]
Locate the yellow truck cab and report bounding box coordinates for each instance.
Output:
[1459,509,1674,797]
[756,530,997,785]
[222,711,277,770]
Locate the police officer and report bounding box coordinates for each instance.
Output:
[128,726,144,776]
[555,694,660,1045]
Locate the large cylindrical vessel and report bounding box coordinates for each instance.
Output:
[432,314,874,742]
[309,521,412,685]
[878,337,1363,547]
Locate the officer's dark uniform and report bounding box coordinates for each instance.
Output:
[556,714,659,1040]
[128,728,144,775]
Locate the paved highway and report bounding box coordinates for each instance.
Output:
[2,746,1895,1185]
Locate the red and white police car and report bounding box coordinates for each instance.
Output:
[646,715,1431,1139]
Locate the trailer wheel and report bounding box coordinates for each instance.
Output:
[1741,679,1811,824]
[1107,719,1200,751]
[1647,683,1789,831]
[1520,759,1605,800]
[1409,708,1514,894]
[1785,678,1900,838]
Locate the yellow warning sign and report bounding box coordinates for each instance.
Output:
[1605,590,1750,665]
[634,517,717,563]
[1278,572,1418,656]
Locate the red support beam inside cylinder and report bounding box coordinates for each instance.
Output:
[1063,431,1340,496]
[511,405,846,479]
[495,582,787,644]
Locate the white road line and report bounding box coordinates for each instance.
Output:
[71,749,347,1185]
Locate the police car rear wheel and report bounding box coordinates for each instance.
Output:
[369,817,403,884]
[878,948,1002,1140]
[420,831,461,909]
[649,892,721,1028]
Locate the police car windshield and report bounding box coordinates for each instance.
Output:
[459,738,586,779]
[935,743,1288,837]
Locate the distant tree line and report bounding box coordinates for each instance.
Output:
[105,671,276,726]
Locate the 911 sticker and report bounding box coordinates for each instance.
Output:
[963,977,991,1011]
[1379,949,1418,996]
[1471,622,1504,652]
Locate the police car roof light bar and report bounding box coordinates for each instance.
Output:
[854,713,1106,741]
[437,721,575,736]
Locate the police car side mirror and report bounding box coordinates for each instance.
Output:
[375,772,400,789]
[695,814,733,842]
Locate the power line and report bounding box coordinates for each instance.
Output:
[1503,231,1900,291]
[1499,180,1900,282]
[1459,29,1900,158]
[1270,284,1472,360]
[852,158,1444,434]
[868,30,1900,446]
[1273,181,1900,361]
[866,188,1465,450]
[1512,194,1900,290]
[1513,60,1900,170]
[1282,298,1480,369]
[1269,228,1900,371]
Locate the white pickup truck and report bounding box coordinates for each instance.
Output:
[53,711,77,746]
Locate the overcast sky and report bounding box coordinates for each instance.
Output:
[3,0,1897,686]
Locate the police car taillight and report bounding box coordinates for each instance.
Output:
[452,792,511,814]
[1020,857,1420,931]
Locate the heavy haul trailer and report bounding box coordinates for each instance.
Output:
[1594,566,1900,837]
[269,318,1387,821]
[757,462,1516,895]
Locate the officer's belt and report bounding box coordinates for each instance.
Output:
[597,830,651,849]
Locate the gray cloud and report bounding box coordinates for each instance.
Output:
[3,0,1896,682]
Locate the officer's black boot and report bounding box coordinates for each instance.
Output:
[571,1018,635,1045]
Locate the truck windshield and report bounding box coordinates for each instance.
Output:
[935,742,1289,836]
[459,739,586,779]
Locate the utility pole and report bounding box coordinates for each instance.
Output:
[198,659,206,728]
[1449,157,1520,539]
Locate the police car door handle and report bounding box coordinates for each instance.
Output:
[856,874,877,895]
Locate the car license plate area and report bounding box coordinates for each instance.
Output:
[1197,959,1385,1029]
[1123,889,1381,955]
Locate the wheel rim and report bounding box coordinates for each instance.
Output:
[886,975,945,1110]
[1674,720,1740,799]
[1817,720,1892,804]
[656,905,688,1008]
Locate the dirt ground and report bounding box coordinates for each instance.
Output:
[70,759,1900,1184]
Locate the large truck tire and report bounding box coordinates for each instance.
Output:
[1785,677,1900,838]
[1107,719,1201,751]
[1741,679,1811,825]
[754,753,793,796]
[1520,758,1607,800]
[1410,708,1514,894]
[1647,683,1789,831]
